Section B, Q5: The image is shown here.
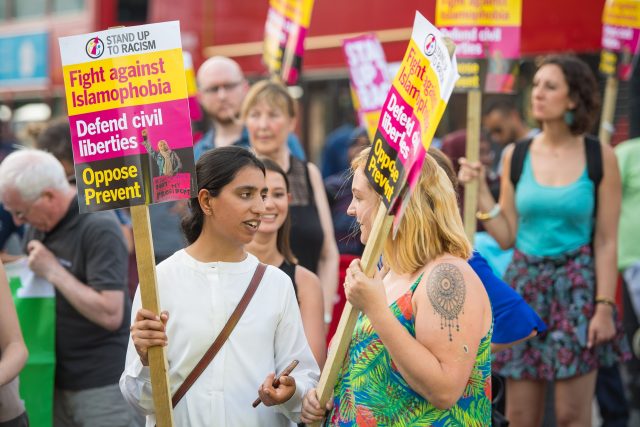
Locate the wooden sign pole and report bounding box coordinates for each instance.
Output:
[599,75,618,145]
[130,205,175,427]
[463,89,482,243]
[310,204,393,426]
[104,24,173,425]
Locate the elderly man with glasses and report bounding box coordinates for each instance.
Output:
[0,149,132,427]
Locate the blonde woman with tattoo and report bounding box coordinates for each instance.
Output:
[301,148,493,425]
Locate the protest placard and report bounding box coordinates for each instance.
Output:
[183,51,202,122]
[365,14,458,228]
[263,0,315,84]
[436,0,522,93]
[59,22,196,213]
[58,22,194,426]
[598,0,640,143]
[343,34,391,140]
[436,0,522,238]
[600,0,640,81]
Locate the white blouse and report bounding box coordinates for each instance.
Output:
[120,250,319,426]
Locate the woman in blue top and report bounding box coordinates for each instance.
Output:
[459,55,629,427]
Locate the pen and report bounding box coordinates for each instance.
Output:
[252,359,299,408]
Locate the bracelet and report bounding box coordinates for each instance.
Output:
[595,296,616,308]
[476,204,501,221]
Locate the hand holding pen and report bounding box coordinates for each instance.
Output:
[253,360,299,408]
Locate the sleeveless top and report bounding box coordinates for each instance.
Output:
[328,275,493,426]
[287,156,324,273]
[515,153,595,256]
[278,260,298,298]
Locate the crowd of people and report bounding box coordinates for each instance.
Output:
[0,52,638,427]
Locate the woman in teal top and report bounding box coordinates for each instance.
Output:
[301,148,493,425]
[514,151,594,256]
[459,55,629,427]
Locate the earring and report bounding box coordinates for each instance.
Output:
[564,110,575,126]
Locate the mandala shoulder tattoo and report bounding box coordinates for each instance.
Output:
[426,263,466,341]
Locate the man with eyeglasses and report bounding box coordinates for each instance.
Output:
[0,150,132,427]
[193,55,305,161]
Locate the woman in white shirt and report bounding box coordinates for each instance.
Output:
[120,146,319,427]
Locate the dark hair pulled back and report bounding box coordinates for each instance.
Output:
[181,146,265,243]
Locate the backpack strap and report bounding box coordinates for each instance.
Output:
[509,138,534,188]
[508,135,602,220]
[584,135,603,218]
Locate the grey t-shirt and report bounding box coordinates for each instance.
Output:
[25,197,130,390]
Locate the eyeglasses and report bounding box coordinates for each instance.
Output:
[202,81,243,95]
[11,207,31,221]
[9,195,42,221]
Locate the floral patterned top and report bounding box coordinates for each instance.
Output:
[327,275,492,426]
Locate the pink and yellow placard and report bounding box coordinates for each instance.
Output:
[263,0,315,84]
[436,0,522,93]
[600,0,640,80]
[365,11,458,223]
[343,34,391,142]
[59,21,196,213]
[183,51,202,121]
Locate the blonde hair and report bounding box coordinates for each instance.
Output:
[352,147,471,274]
[240,80,296,120]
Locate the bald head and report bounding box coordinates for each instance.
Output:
[197,56,243,86]
[197,56,249,125]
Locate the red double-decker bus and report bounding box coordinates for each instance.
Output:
[0,0,634,152]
